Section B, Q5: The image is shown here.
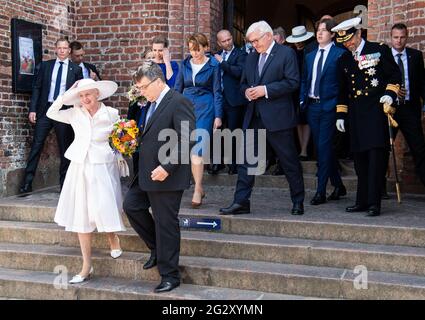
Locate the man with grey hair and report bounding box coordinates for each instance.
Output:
[123,61,195,293]
[220,20,305,216]
[273,26,286,45]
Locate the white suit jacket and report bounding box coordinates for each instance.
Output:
[46,96,119,164]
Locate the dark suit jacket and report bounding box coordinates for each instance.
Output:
[83,62,102,80]
[300,45,345,112]
[138,89,195,192]
[405,47,425,110]
[29,59,83,115]
[218,47,247,107]
[241,43,300,131]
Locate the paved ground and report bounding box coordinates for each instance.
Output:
[2,183,425,228]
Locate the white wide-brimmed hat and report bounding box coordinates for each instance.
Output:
[62,79,118,105]
[286,26,314,43]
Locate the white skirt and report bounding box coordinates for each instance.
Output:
[54,158,126,233]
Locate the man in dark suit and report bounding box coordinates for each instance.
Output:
[19,38,83,194]
[333,17,401,216]
[220,20,305,216]
[70,41,101,80]
[123,61,195,293]
[300,18,347,205]
[213,29,247,175]
[383,23,425,187]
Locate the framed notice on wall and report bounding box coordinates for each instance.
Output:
[11,18,43,93]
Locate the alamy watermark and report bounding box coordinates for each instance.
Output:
[156,121,267,175]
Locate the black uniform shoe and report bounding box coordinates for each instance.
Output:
[327,185,347,201]
[310,193,327,205]
[291,202,304,215]
[154,281,180,293]
[143,255,157,270]
[219,203,250,215]
[366,205,381,217]
[19,183,32,194]
[345,205,368,213]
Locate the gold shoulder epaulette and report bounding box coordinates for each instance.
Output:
[337,105,348,113]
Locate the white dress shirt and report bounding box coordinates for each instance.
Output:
[354,39,366,60]
[309,42,334,98]
[391,47,410,100]
[48,58,69,103]
[79,62,90,79]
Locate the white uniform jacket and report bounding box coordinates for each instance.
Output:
[46,96,119,164]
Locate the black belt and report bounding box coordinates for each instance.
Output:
[308,97,321,104]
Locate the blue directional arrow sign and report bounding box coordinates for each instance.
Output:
[179,217,221,230]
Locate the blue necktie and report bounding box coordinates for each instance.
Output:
[221,51,227,90]
[313,49,324,98]
[53,61,64,100]
[145,101,157,126]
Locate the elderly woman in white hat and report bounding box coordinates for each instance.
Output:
[46,78,126,284]
[287,25,315,162]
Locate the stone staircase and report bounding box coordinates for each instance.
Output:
[0,160,425,300]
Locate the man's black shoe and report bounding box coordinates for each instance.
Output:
[271,166,285,176]
[310,193,327,205]
[208,164,225,175]
[291,202,304,215]
[154,281,180,293]
[19,183,32,194]
[228,165,238,175]
[366,205,381,217]
[381,190,390,200]
[345,205,368,213]
[327,185,347,201]
[219,203,250,215]
[143,255,157,270]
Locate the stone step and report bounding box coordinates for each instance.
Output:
[0,243,425,299]
[202,172,397,194]
[1,221,425,276]
[0,267,301,300]
[1,201,425,248]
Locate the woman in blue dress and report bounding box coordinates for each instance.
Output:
[175,33,223,208]
[152,36,179,88]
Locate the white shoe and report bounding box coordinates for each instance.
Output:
[110,249,122,259]
[69,267,93,284]
[110,236,122,259]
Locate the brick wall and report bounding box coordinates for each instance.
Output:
[0,0,76,196]
[368,0,425,193]
[1,0,425,196]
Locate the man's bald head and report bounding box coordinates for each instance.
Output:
[217,29,234,52]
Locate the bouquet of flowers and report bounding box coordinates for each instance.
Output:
[127,85,146,104]
[109,119,139,157]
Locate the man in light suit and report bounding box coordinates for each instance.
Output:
[213,29,247,175]
[123,61,195,293]
[19,38,83,194]
[300,18,347,205]
[220,20,305,216]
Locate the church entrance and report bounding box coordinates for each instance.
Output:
[223,0,368,46]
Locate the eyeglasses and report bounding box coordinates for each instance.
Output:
[137,78,157,91]
[249,33,267,45]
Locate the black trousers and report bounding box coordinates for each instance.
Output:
[384,101,425,186]
[123,184,183,284]
[234,114,305,205]
[222,103,245,168]
[354,148,386,209]
[23,111,74,187]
